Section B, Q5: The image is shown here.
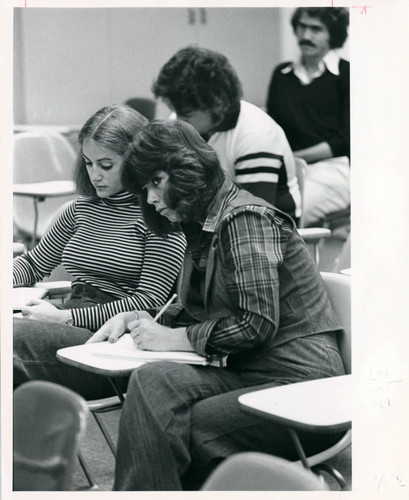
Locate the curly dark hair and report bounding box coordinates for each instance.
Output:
[122,119,226,236]
[74,104,148,196]
[152,46,242,126]
[291,7,349,49]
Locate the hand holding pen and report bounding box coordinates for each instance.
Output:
[85,294,178,345]
[130,294,194,352]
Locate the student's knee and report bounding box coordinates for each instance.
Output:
[13,318,51,357]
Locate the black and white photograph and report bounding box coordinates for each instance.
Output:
[1,0,408,498]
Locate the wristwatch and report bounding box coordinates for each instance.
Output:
[65,311,74,326]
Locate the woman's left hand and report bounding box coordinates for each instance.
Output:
[21,298,70,323]
[129,319,193,352]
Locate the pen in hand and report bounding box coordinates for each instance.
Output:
[127,293,177,350]
[152,293,178,322]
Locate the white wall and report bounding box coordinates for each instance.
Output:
[14,7,350,126]
[14,7,283,125]
[278,8,350,62]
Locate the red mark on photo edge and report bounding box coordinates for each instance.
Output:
[352,5,372,14]
[332,1,372,14]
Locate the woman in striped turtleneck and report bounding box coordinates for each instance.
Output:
[13,105,186,399]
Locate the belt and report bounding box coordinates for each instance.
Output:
[71,283,97,299]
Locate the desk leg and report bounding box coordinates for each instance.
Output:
[78,449,99,489]
[91,412,118,457]
[31,196,46,249]
[288,428,311,470]
[31,197,39,248]
[108,377,125,403]
[87,377,125,458]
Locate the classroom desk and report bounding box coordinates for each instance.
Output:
[239,375,352,471]
[14,124,82,134]
[56,341,143,457]
[13,287,48,312]
[13,180,75,247]
[57,342,145,402]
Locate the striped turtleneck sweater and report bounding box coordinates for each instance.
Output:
[13,191,186,331]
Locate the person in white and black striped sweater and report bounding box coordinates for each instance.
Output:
[152,46,301,223]
[13,105,186,399]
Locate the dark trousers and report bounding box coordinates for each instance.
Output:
[114,332,345,490]
[13,283,129,400]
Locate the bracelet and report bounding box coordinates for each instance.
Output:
[65,310,74,326]
[133,310,139,321]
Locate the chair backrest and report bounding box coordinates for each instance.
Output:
[13,131,77,239]
[13,381,88,491]
[320,272,351,374]
[39,199,76,283]
[124,98,156,121]
[201,452,329,491]
[332,234,351,273]
[294,157,307,228]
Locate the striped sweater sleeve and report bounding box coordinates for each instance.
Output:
[70,231,186,331]
[233,130,286,206]
[13,201,76,286]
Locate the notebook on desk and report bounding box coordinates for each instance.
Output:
[92,334,209,366]
[13,287,48,311]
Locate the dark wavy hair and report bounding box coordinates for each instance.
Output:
[291,7,349,49]
[122,119,226,236]
[152,46,242,128]
[74,105,148,196]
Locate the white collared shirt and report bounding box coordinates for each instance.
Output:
[281,50,341,85]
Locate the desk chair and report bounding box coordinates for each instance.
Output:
[295,157,331,265]
[239,272,351,489]
[333,233,351,274]
[201,452,329,491]
[124,98,157,121]
[13,131,77,248]
[320,205,351,240]
[13,242,26,258]
[13,381,88,491]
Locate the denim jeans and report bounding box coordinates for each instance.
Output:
[13,283,129,400]
[114,331,345,490]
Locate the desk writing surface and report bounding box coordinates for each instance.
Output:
[13,180,75,197]
[13,287,48,311]
[14,124,82,133]
[238,375,351,433]
[57,342,145,378]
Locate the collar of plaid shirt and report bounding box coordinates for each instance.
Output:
[201,178,239,234]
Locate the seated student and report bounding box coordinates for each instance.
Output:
[87,119,346,490]
[151,46,301,222]
[13,105,186,400]
[266,7,350,226]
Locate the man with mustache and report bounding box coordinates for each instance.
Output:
[267,8,350,227]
